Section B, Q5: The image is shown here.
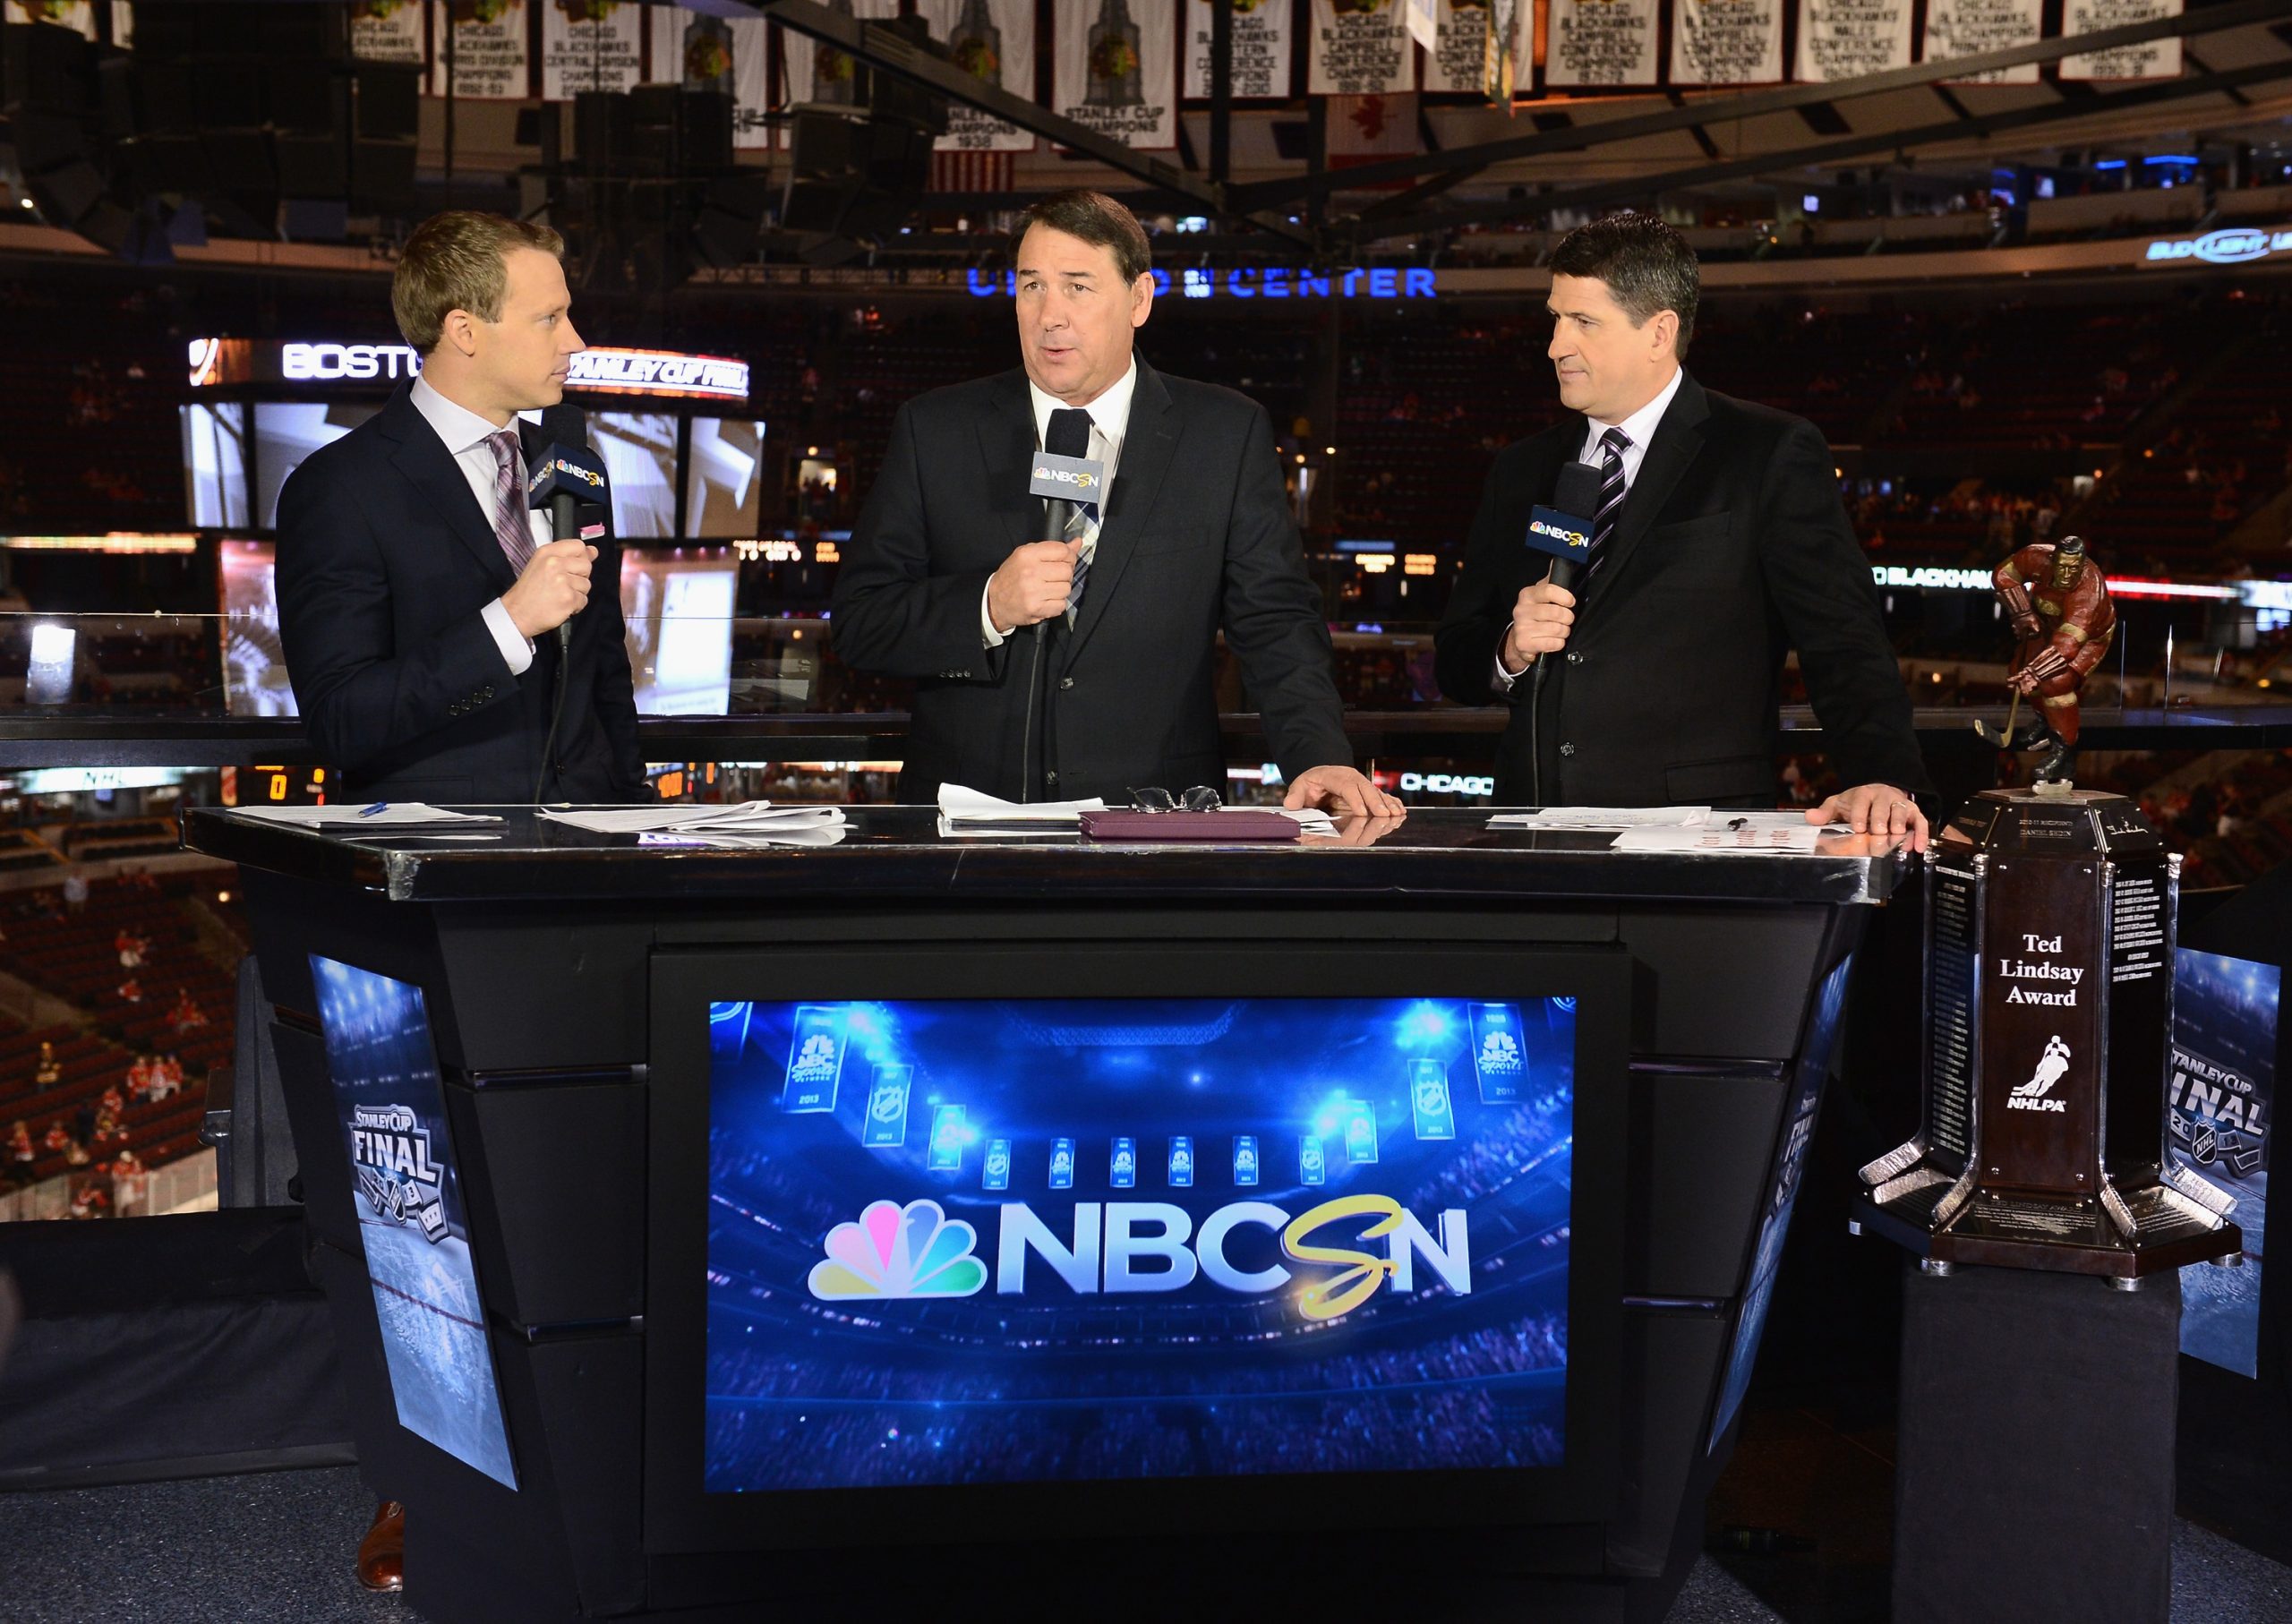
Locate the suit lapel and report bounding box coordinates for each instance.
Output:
[977,370,1039,565]
[1581,372,1708,617]
[1065,357,1176,663]
[378,380,518,594]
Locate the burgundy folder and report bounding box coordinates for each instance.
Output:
[1077,810,1301,842]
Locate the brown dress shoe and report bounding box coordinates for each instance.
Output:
[357,1500,406,1593]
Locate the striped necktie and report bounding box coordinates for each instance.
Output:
[485,429,536,574]
[1581,426,1631,584]
[1063,421,1103,619]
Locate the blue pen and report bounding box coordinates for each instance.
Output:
[357,801,389,817]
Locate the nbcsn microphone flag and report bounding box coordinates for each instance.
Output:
[703,995,1578,1492]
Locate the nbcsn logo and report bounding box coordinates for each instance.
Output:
[808,1199,989,1300]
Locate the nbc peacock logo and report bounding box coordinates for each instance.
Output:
[808,1199,988,1301]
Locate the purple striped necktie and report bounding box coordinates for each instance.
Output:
[1581,426,1631,583]
[484,429,536,574]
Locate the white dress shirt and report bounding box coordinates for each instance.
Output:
[408,374,547,676]
[981,356,1141,646]
[1493,364,1687,689]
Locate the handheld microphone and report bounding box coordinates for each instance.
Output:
[1525,459,1604,592]
[1524,459,1604,808]
[524,410,605,661]
[1031,407,1099,546]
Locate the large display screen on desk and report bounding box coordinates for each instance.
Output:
[647,947,1627,1549]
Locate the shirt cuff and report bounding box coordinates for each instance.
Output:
[483,598,535,676]
[1491,646,1527,694]
[980,581,1008,649]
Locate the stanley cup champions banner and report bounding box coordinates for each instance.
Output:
[2059,0,2182,81]
[646,6,773,150]
[430,0,532,100]
[1922,0,2040,84]
[1794,0,1911,81]
[1183,0,1294,99]
[1545,0,1659,87]
[922,0,1039,152]
[781,0,901,147]
[1053,0,1178,151]
[1309,0,1411,96]
[1669,0,1783,84]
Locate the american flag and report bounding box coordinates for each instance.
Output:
[931,150,1015,193]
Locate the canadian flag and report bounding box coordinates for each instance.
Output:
[1325,92,1421,183]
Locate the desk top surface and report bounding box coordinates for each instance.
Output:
[183,806,1912,908]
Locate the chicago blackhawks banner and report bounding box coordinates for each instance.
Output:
[351,0,426,64]
[781,0,900,147]
[1923,0,2040,85]
[923,0,1039,153]
[1183,0,1293,99]
[1310,0,1411,96]
[541,0,644,100]
[1668,0,1783,85]
[431,0,532,100]
[1544,0,1657,88]
[1794,0,1911,81]
[1053,0,1178,151]
[2060,0,2181,81]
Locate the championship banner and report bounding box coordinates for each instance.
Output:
[2060,0,2182,81]
[921,0,1039,154]
[1309,0,1411,96]
[542,0,643,100]
[1668,0,1782,85]
[781,0,900,147]
[647,3,770,150]
[1794,0,1910,82]
[1426,0,1500,95]
[1922,0,2040,85]
[352,0,427,64]
[9,2,95,37]
[728,14,768,147]
[1183,0,1293,99]
[431,0,532,100]
[1051,0,1178,152]
[1544,0,1659,89]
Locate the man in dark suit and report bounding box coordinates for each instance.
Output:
[278,211,643,806]
[832,190,1398,816]
[1435,213,1931,846]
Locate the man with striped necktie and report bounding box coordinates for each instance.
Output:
[278,212,643,808]
[1435,213,1930,848]
[834,190,1398,816]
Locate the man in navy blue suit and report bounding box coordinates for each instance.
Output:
[277,211,643,805]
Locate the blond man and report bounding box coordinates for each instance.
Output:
[277,210,642,804]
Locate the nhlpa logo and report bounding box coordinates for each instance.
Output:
[809,1199,988,1300]
[2008,1035,2071,1114]
[348,1102,448,1242]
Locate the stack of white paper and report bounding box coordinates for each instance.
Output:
[1489,807,1710,831]
[1279,808,1339,838]
[1610,812,1851,854]
[936,783,1105,837]
[231,803,503,828]
[538,800,848,842]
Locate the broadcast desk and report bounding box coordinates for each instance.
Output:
[184,806,1908,1624]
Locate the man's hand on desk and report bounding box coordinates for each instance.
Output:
[1303,812,1408,848]
[1284,765,1406,819]
[986,539,1084,633]
[1807,783,1929,853]
[503,539,598,638]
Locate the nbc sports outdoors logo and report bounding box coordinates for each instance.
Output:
[808,1199,988,1300]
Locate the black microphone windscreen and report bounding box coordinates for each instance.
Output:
[1045,407,1092,459]
[1552,459,1604,520]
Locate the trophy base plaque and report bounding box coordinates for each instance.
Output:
[1852,786,2243,1285]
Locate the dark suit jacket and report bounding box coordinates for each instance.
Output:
[276,379,645,803]
[831,357,1353,803]
[1434,373,1930,808]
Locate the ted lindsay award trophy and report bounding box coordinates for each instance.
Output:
[1853,537,2242,1287]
